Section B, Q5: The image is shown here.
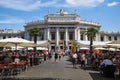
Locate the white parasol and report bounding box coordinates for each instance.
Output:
[0,37,37,49]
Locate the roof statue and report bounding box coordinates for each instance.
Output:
[74,9,77,14]
[48,9,50,14]
[57,9,68,14]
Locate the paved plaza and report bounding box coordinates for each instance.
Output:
[14,56,115,80]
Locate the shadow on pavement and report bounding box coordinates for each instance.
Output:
[0,77,72,80]
[89,72,114,80]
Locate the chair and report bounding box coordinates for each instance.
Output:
[0,64,5,76]
[114,68,120,80]
[114,63,120,80]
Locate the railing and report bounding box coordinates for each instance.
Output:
[80,20,100,26]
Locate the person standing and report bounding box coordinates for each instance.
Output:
[43,53,47,61]
[29,53,33,67]
[54,52,58,62]
[48,52,52,61]
[81,53,86,68]
[72,52,77,69]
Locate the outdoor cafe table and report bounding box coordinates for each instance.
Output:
[11,61,27,72]
[0,61,27,76]
[0,63,16,76]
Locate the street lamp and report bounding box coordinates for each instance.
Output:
[75,40,78,53]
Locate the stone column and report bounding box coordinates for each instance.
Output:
[44,28,47,40]
[95,33,99,41]
[47,28,50,40]
[25,29,30,40]
[104,35,107,41]
[56,28,59,46]
[77,29,80,41]
[65,27,68,46]
[74,28,77,40]
[85,28,88,41]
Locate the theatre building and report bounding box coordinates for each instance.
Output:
[1,9,120,51]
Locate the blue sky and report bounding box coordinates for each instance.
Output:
[0,0,120,32]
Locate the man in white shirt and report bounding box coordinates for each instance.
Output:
[72,53,77,68]
[101,57,113,67]
[101,57,115,77]
[14,56,20,64]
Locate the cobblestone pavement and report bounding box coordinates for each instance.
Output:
[13,56,116,80]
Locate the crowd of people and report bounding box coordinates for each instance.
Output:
[0,49,120,78]
[68,49,120,77]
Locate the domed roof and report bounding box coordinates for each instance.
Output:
[57,9,68,14]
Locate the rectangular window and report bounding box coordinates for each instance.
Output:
[81,34,83,40]
[41,34,44,40]
[100,36,104,41]
[114,36,117,41]
[51,33,55,40]
[60,33,64,40]
[69,32,73,40]
[108,36,111,41]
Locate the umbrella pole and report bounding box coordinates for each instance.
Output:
[15,44,17,54]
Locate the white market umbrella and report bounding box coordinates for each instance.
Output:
[80,47,89,50]
[28,47,48,50]
[0,37,37,49]
[78,41,111,47]
[106,41,120,48]
[94,47,105,50]
[36,41,49,47]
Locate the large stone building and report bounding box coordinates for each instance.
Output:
[24,9,120,51]
[0,9,120,51]
[0,29,24,39]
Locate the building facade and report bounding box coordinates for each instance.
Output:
[0,9,120,51]
[24,9,120,51]
[0,29,24,39]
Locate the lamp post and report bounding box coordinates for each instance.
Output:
[76,46,77,53]
[47,39,51,53]
[75,40,78,53]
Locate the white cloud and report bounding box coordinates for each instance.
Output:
[0,0,57,11]
[107,2,119,7]
[0,17,25,24]
[65,0,105,7]
[0,0,105,11]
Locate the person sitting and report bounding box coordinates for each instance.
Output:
[101,57,115,77]
[101,57,113,67]
[14,56,20,64]
[2,55,12,64]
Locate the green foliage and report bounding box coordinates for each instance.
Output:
[71,41,77,52]
[29,28,43,37]
[86,28,98,41]
[29,28,43,52]
[86,28,98,53]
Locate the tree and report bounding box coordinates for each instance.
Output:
[29,28,43,52]
[86,28,98,54]
[71,41,77,53]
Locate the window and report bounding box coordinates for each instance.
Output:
[60,33,64,40]
[69,32,73,40]
[100,36,104,41]
[3,36,6,39]
[114,36,117,41]
[21,36,24,39]
[81,34,83,40]
[8,36,11,38]
[108,36,111,41]
[51,33,55,40]
[41,34,44,40]
[29,36,32,41]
